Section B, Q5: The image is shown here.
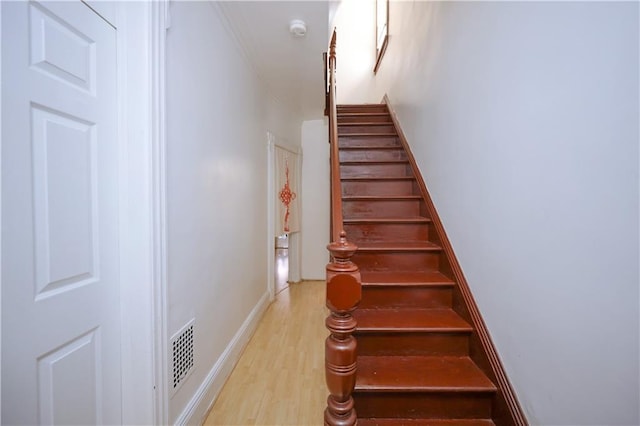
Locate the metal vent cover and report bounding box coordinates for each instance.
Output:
[171,319,194,393]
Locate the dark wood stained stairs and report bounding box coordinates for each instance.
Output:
[333,103,526,426]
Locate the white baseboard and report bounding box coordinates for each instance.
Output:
[173,291,271,425]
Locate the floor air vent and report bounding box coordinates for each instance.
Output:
[171,319,194,393]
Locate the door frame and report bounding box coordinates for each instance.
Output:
[268,132,303,297]
[267,132,276,300]
[118,1,170,422]
[149,1,170,424]
[116,2,165,424]
[1,3,4,420]
[115,1,170,423]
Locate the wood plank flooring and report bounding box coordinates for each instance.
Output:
[203,281,327,425]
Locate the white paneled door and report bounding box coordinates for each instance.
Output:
[2,1,122,424]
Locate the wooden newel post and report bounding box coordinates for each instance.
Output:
[325,231,361,426]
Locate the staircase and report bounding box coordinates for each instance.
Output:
[336,103,505,425]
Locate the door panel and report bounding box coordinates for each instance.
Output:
[37,328,100,425]
[2,1,121,424]
[30,2,96,93]
[32,105,99,300]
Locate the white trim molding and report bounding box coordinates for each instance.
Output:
[0,3,4,420]
[267,132,276,301]
[113,2,159,424]
[150,0,170,423]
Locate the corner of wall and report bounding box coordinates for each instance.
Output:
[301,119,330,280]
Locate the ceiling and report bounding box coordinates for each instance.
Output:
[217,1,331,120]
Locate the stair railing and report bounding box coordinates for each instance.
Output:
[323,51,329,117]
[324,29,361,426]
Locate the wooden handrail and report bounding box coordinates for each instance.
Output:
[324,29,361,426]
[323,52,329,117]
[328,30,342,243]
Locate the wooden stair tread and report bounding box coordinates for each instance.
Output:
[357,241,441,252]
[343,195,421,200]
[361,271,454,286]
[355,308,472,332]
[338,104,388,108]
[344,216,430,224]
[341,176,414,181]
[340,132,398,137]
[340,160,409,165]
[340,146,402,150]
[339,122,393,126]
[358,419,495,426]
[338,112,390,117]
[356,356,497,392]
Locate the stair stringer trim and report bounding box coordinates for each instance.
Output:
[382,94,528,426]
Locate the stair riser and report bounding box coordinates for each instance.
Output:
[359,286,451,309]
[339,125,396,135]
[338,105,388,113]
[354,393,494,419]
[341,163,411,178]
[352,252,440,271]
[339,136,399,148]
[356,333,470,356]
[344,223,429,242]
[343,200,421,217]
[338,115,392,123]
[340,149,407,162]
[357,420,496,426]
[342,180,415,196]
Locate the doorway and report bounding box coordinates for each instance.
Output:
[267,131,301,299]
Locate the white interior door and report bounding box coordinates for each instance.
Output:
[2,1,121,424]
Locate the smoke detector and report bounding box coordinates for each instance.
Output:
[289,19,307,38]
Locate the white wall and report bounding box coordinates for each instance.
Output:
[331,0,376,104]
[165,2,301,423]
[333,1,639,424]
[301,119,330,280]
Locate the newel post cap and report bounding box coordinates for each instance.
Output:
[327,231,357,260]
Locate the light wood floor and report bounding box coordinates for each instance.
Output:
[203,280,327,425]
